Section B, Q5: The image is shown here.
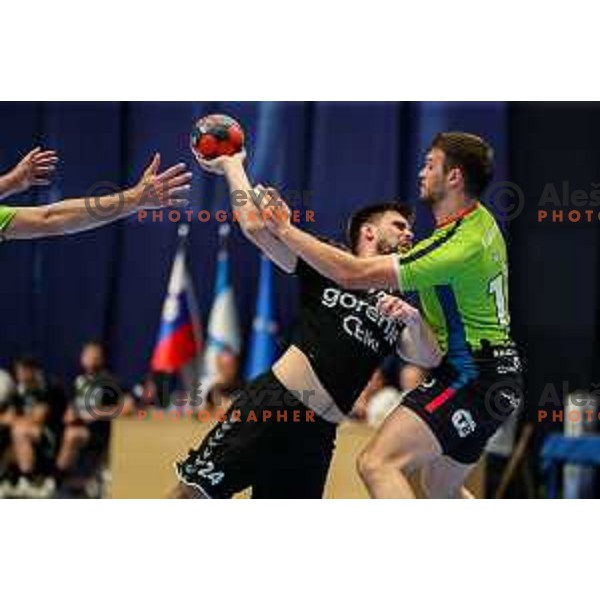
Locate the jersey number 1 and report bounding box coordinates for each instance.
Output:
[488,273,509,327]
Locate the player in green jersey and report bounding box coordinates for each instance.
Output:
[262,132,523,498]
[0,147,192,241]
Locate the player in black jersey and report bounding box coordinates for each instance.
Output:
[171,154,442,499]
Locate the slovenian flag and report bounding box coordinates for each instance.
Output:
[151,230,202,375]
[202,224,241,377]
[244,253,279,380]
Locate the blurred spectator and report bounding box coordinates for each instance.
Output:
[0,368,15,484]
[0,368,14,402]
[352,369,386,421]
[54,342,120,491]
[2,357,66,498]
[128,372,171,410]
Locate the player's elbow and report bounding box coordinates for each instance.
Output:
[35,206,66,236]
[402,352,441,371]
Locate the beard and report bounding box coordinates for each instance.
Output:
[376,237,405,255]
[420,180,445,205]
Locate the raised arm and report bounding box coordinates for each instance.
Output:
[194,153,298,273]
[1,154,191,240]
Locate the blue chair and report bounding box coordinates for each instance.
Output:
[541,434,600,498]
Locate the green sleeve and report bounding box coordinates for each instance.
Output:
[0,205,17,233]
[397,228,475,291]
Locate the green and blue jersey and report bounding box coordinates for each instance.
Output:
[396,202,512,371]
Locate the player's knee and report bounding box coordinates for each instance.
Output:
[356,447,387,482]
[358,444,416,484]
[170,482,207,499]
[171,483,193,499]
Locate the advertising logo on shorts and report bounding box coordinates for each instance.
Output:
[451,409,477,438]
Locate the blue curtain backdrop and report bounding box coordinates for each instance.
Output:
[0,101,507,388]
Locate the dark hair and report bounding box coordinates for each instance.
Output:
[13,356,40,371]
[346,202,414,252]
[431,132,494,198]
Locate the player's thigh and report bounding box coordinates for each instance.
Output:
[362,406,443,472]
[253,461,331,499]
[420,455,475,499]
[12,419,41,442]
[253,416,336,499]
[169,482,209,499]
[176,408,263,498]
[175,372,286,498]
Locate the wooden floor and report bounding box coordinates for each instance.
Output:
[109,415,484,498]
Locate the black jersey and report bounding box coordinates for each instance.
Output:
[291,257,404,413]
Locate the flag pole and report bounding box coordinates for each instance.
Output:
[176,223,202,409]
[217,222,231,254]
[178,223,190,245]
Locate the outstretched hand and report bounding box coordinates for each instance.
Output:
[134,153,193,209]
[9,147,58,193]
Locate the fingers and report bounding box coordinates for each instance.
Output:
[141,178,192,207]
[163,173,193,189]
[32,166,56,176]
[23,147,41,161]
[376,298,392,314]
[196,158,221,174]
[34,159,58,170]
[166,185,192,197]
[262,206,276,222]
[145,153,161,176]
[166,198,190,208]
[157,162,188,182]
[376,295,418,323]
[377,295,402,315]
[25,147,57,163]
[34,150,58,163]
[381,303,404,320]
[259,186,289,213]
[264,186,280,201]
[32,178,52,186]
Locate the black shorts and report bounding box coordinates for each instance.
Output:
[402,345,523,464]
[175,371,337,499]
[88,420,111,453]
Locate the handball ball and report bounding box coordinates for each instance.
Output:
[191,114,244,160]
